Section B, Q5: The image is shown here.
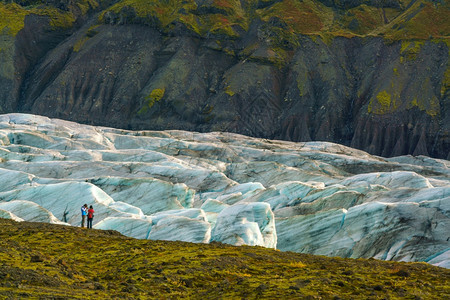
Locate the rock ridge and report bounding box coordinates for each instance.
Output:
[0,0,448,158]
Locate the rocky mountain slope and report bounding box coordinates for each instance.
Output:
[0,114,449,268]
[0,0,449,158]
[1,218,449,299]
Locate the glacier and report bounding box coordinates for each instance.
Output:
[0,113,448,268]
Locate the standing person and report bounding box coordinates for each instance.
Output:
[87,205,95,229]
[81,204,88,228]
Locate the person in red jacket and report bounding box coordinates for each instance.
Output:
[87,205,95,229]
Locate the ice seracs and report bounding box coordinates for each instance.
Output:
[212,202,276,248]
[0,200,68,225]
[0,113,448,267]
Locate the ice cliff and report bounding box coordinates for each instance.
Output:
[0,113,448,268]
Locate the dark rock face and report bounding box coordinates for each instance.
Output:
[0,1,448,159]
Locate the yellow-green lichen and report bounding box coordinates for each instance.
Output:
[409,96,440,117]
[40,7,76,29]
[225,86,235,96]
[73,36,89,52]
[400,40,424,61]
[146,88,165,107]
[368,90,399,114]
[138,88,166,114]
[0,3,28,36]
[73,24,101,52]
[0,1,86,37]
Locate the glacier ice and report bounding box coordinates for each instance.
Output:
[95,217,153,239]
[0,113,449,267]
[149,216,211,243]
[0,200,68,225]
[212,202,276,248]
[0,209,24,222]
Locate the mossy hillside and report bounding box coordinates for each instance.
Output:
[100,0,195,27]
[257,0,329,34]
[254,0,332,60]
[376,0,449,41]
[93,0,448,69]
[97,0,448,41]
[0,219,449,299]
[0,0,104,36]
[337,4,384,35]
[100,0,251,38]
[2,0,447,48]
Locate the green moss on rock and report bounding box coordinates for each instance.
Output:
[0,2,28,36]
[368,90,399,114]
[400,40,425,61]
[0,0,102,36]
[138,88,165,114]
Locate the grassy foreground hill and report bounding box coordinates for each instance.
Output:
[0,219,448,299]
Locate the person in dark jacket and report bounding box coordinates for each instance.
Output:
[87,205,95,229]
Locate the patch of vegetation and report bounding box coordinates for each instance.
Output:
[2,0,448,43]
[99,0,251,38]
[38,6,76,29]
[2,0,447,70]
[91,0,448,68]
[400,40,425,61]
[338,4,384,35]
[409,97,440,117]
[408,78,441,117]
[0,218,449,299]
[257,0,327,35]
[73,25,101,52]
[0,2,29,36]
[138,88,165,114]
[382,1,450,40]
[368,90,400,114]
[73,36,90,52]
[225,85,235,96]
[0,0,103,36]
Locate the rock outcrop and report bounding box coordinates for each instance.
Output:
[0,0,448,159]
